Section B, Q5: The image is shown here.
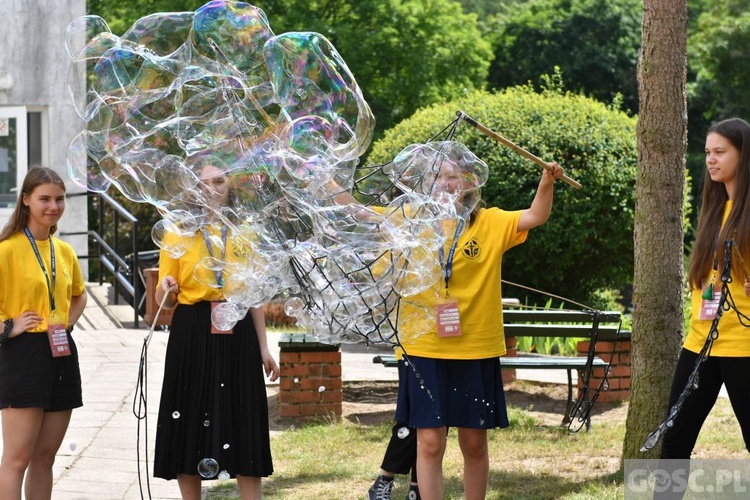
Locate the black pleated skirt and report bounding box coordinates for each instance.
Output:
[153,301,273,480]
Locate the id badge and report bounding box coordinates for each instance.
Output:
[699,287,722,320]
[48,310,71,357]
[436,299,462,337]
[210,301,233,334]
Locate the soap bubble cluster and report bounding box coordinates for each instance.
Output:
[65,1,488,345]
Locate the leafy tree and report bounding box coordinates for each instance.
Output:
[685,0,750,229]
[89,0,493,141]
[689,0,750,106]
[623,0,688,460]
[368,85,639,307]
[487,0,642,114]
[455,0,526,18]
[261,0,492,138]
[87,0,205,35]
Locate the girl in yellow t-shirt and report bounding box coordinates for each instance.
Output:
[661,117,750,459]
[152,162,280,499]
[392,160,564,500]
[0,166,87,498]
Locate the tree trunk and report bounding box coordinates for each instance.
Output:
[623,0,688,459]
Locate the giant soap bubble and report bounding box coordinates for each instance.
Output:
[65,1,488,345]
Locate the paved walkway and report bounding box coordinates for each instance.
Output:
[0,284,574,499]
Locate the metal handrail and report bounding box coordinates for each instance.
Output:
[61,191,140,327]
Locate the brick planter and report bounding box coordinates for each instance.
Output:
[278,333,342,419]
[576,339,631,402]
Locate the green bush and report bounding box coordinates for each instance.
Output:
[367,86,638,307]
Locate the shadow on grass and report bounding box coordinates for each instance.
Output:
[207,469,623,499]
[262,471,357,498]
[208,468,624,499]
[206,471,359,499]
[472,468,623,499]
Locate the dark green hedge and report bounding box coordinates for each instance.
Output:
[367,87,638,308]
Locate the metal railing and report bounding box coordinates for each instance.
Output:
[61,191,141,327]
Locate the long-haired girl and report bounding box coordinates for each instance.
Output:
[0,166,87,499]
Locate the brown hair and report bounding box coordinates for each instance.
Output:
[190,156,239,209]
[688,118,750,289]
[0,166,67,242]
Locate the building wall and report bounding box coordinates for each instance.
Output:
[0,0,88,274]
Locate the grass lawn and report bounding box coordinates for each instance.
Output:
[203,380,745,499]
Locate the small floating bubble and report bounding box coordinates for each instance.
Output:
[197,458,219,478]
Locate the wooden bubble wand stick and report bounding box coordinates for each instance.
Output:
[456,110,583,190]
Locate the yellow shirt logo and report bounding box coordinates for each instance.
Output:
[462,238,481,259]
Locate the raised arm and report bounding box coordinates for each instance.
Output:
[517,162,564,232]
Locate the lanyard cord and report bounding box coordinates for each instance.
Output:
[438,218,465,295]
[200,224,228,288]
[24,227,56,312]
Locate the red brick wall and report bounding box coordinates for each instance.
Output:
[576,340,631,402]
[278,350,343,418]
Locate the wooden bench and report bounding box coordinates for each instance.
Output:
[373,309,631,430]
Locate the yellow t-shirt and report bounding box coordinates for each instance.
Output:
[158,225,251,305]
[0,231,85,330]
[683,201,750,356]
[397,207,527,359]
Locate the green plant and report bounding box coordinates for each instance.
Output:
[515,336,534,353]
[508,300,606,356]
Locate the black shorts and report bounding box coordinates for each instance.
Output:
[0,331,83,411]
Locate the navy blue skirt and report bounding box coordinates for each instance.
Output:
[395,355,508,429]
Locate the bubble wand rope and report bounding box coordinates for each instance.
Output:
[455,110,583,190]
[133,291,171,500]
